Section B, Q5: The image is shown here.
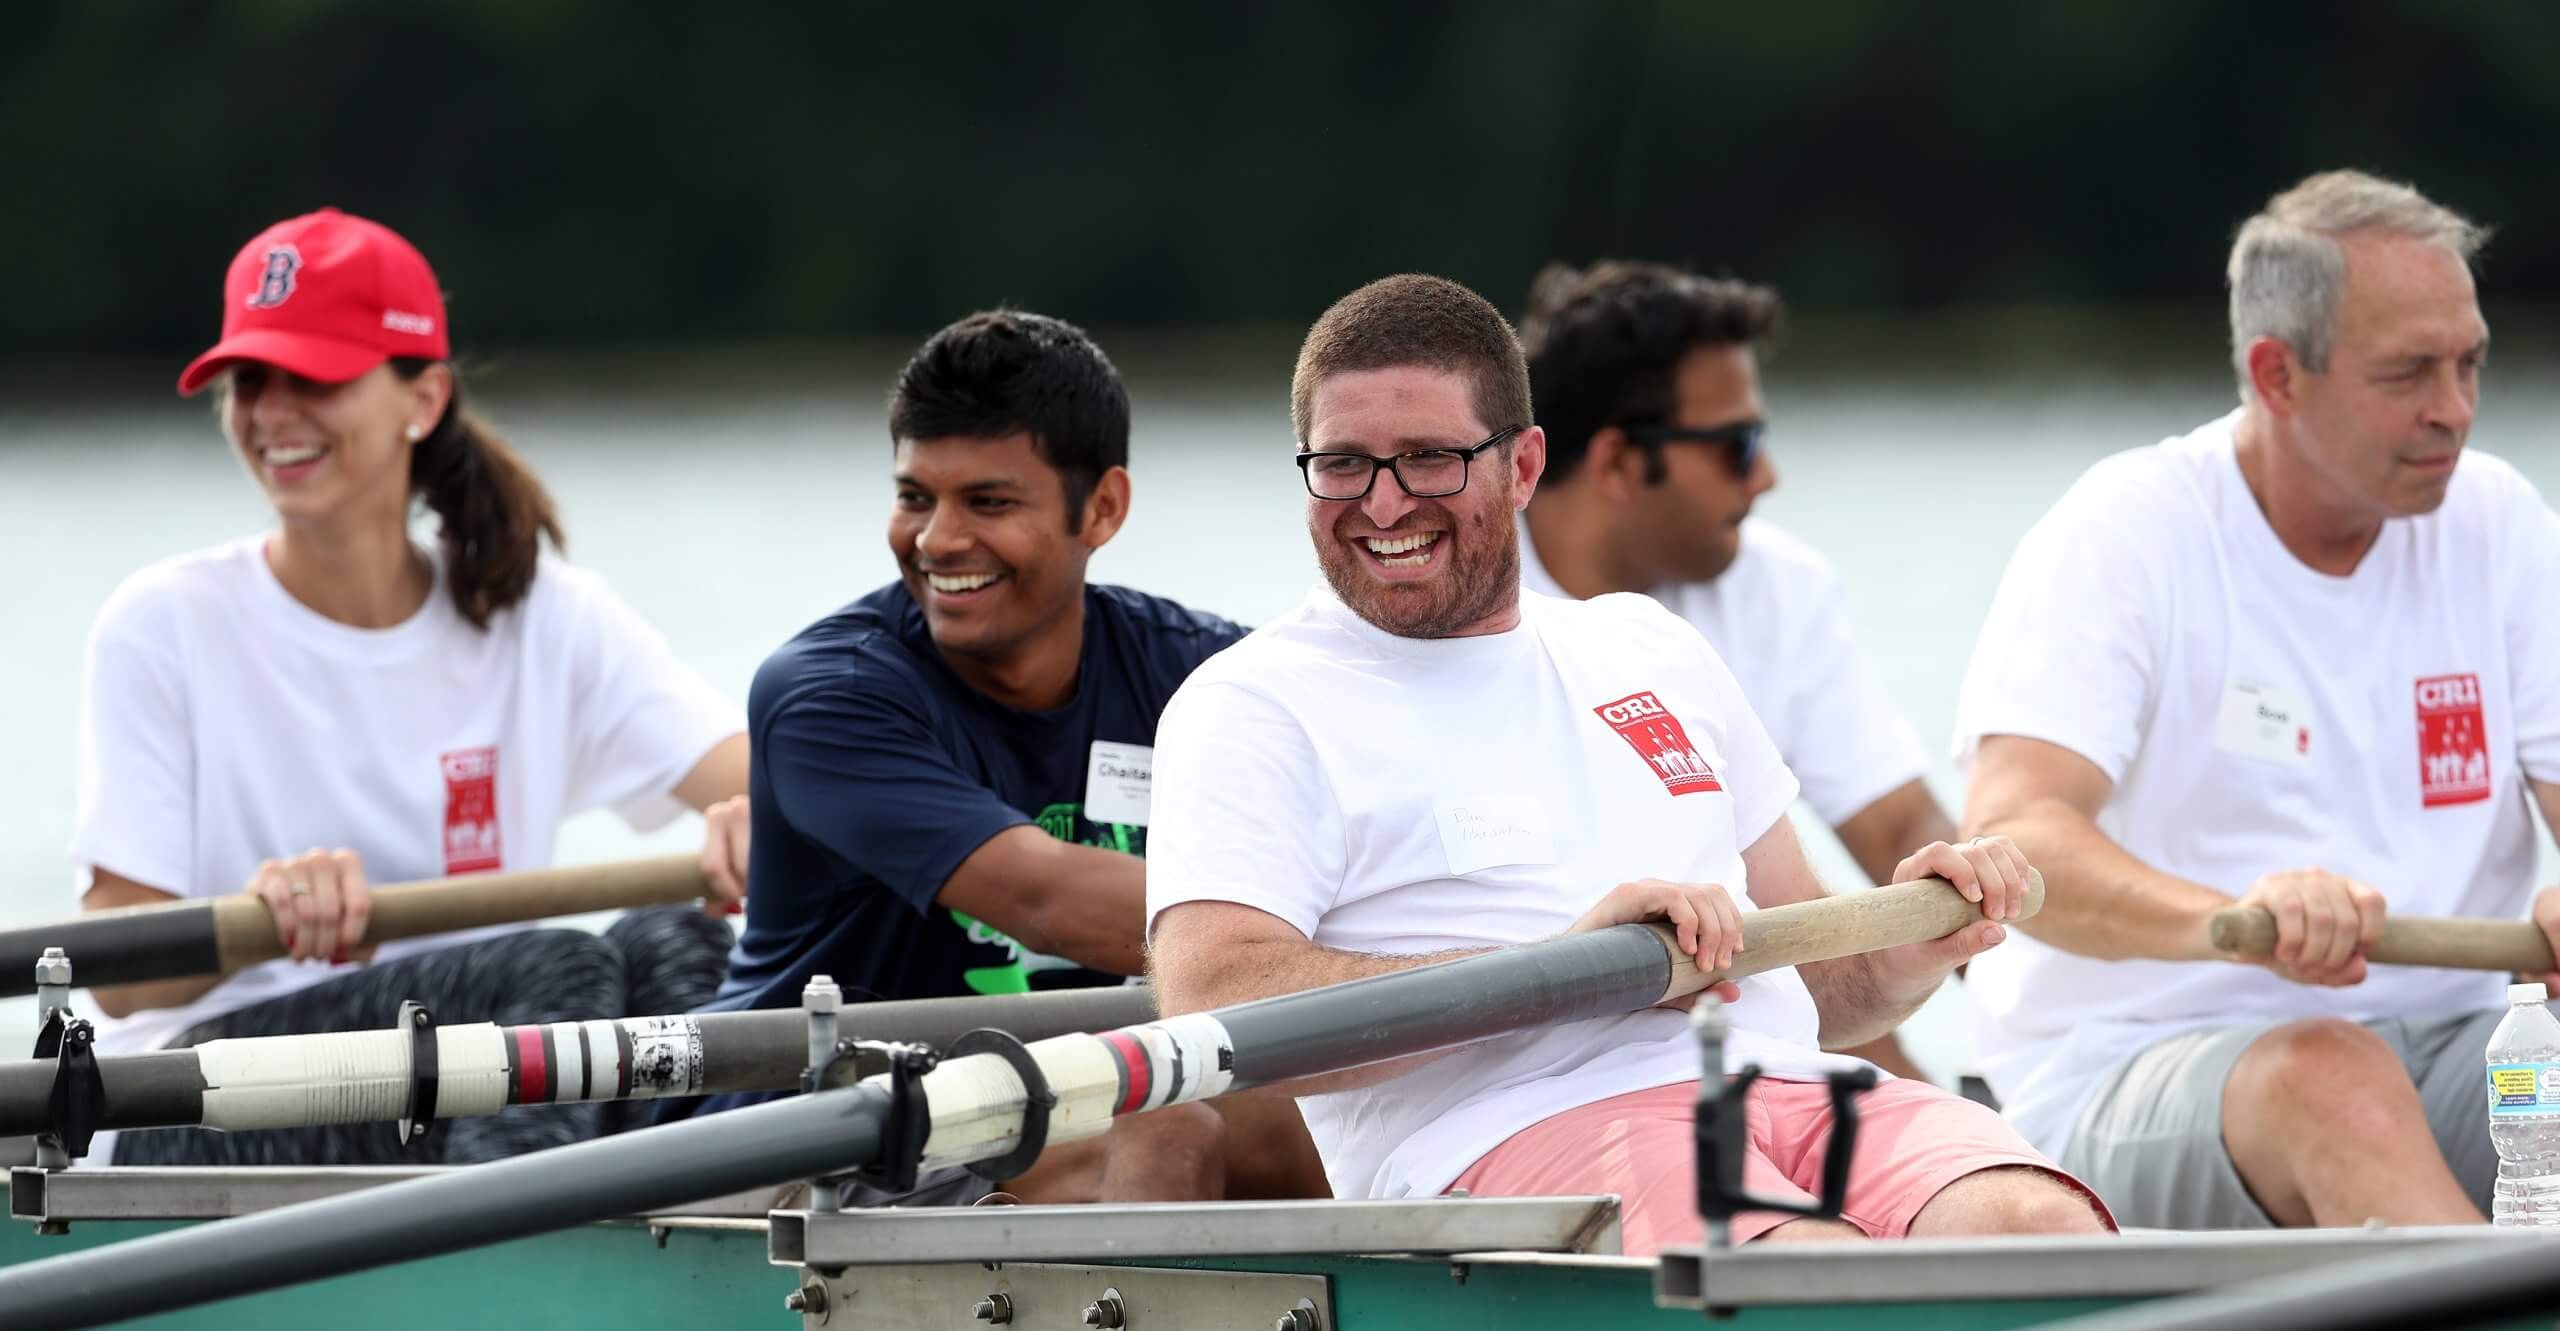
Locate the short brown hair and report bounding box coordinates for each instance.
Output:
[1291,274,1533,442]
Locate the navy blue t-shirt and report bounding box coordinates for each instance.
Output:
[674,581,1244,1115]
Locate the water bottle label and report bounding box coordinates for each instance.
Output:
[2486,1062,2560,1116]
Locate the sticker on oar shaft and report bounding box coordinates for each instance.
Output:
[502,1016,704,1104]
[1099,1015,1235,1115]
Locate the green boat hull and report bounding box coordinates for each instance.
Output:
[8,1172,2560,1330]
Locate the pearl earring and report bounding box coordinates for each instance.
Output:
[404,423,425,441]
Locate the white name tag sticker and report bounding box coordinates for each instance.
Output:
[2213,679,2311,765]
[1434,796,1558,876]
[1085,741,1154,827]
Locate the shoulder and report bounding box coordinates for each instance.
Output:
[2060,432,2217,522]
[1720,517,1845,603]
[2435,449,2560,569]
[749,583,936,718]
[2010,421,2232,574]
[1166,589,1334,681]
[1552,585,1696,642]
[2444,448,2547,518]
[1531,587,1724,675]
[1088,584,1250,656]
[89,537,262,646]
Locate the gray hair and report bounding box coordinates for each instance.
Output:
[2226,170,2486,398]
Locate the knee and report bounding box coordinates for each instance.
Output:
[490,930,623,1020]
[607,904,734,957]
[1922,1167,2110,1236]
[1118,1102,1225,1171]
[2228,1020,2404,1127]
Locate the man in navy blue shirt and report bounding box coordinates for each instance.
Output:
[674,310,1320,1205]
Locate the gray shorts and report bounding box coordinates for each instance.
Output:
[2059,1010,2503,1229]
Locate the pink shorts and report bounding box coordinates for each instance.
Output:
[1448,1079,2112,1253]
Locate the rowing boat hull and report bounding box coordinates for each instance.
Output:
[10,1214,2560,1330]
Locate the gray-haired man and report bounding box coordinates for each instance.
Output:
[1955,169,2560,1229]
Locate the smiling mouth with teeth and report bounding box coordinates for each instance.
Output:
[924,571,1003,594]
[1359,531,1441,568]
[261,444,329,467]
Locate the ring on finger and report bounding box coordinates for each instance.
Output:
[288,879,314,897]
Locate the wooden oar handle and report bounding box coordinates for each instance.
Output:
[209,855,711,970]
[1651,870,2043,1003]
[2207,908,2556,974]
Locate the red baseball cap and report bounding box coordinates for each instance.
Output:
[176,208,450,396]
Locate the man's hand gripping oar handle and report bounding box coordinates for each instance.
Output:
[2207,908,2557,974]
[208,855,712,971]
[1650,870,2045,1003]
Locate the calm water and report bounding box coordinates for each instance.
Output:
[7,353,2558,1080]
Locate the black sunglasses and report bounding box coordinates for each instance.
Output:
[1622,419,1766,482]
[1295,424,1527,501]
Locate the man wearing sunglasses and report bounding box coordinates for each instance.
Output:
[1147,273,2109,1253]
[1512,262,1952,1082]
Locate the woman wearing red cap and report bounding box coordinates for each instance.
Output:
[68,208,754,1166]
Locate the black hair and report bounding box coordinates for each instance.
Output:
[1518,262,1782,482]
[888,309,1131,529]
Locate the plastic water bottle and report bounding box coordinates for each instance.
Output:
[2486,981,2560,1226]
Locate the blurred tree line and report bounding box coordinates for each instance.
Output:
[6,0,2556,358]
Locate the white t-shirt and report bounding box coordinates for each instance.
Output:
[1953,411,2560,1156]
[1521,514,1929,826]
[1146,582,1868,1201]
[70,536,742,1062]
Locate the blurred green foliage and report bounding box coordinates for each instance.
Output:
[6,0,2555,356]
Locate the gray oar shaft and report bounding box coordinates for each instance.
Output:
[0,1084,892,1331]
[0,987,1155,1137]
[1220,873,2033,1088]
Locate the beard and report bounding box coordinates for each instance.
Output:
[1314,495,1522,639]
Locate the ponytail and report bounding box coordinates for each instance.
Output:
[394,359,564,630]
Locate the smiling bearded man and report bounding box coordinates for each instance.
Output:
[1143,274,2110,1253]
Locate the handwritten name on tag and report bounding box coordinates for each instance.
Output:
[1433,796,1558,876]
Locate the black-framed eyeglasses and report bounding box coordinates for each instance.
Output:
[1623,419,1766,482]
[1295,425,1527,501]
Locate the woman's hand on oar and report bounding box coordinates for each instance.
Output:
[249,848,376,966]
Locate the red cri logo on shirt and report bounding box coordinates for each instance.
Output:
[2415,672,2490,809]
[1594,691,1724,797]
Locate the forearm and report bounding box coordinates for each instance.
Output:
[1834,779,1957,888]
[1966,795,2229,960]
[1017,868,1149,976]
[1801,953,1938,1050]
[88,973,223,1020]
[940,830,1151,976]
[1154,933,1491,1096]
[80,874,227,1018]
